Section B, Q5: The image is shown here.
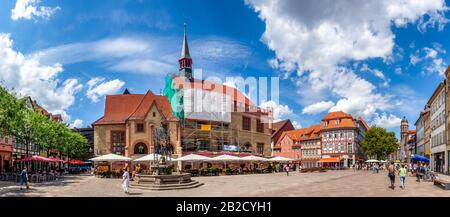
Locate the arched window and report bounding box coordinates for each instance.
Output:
[134,142,148,155]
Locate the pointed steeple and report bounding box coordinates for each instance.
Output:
[179,17,193,81]
[123,88,130,95]
[180,17,191,59]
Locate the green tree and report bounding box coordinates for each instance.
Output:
[361,126,398,160]
[12,108,48,156]
[0,86,25,137]
[36,117,60,156]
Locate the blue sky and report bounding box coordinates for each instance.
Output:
[1,0,450,138]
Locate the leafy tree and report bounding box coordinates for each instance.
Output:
[361,126,398,160]
[1,85,89,159]
[36,117,60,156]
[0,86,25,137]
[12,108,48,156]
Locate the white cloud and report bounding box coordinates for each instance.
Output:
[33,36,251,76]
[302,101,334,115]
[410,44,447,76]
[11,0,60,21]
[0,33,82,121]
[260,100,293,122]
[69,119,84,129]
[410,53,422,65]
[86,77,125,103]
[371,113,402,129]
[246,0,447,119]
[395,67,403,75]
[292,120,302,129]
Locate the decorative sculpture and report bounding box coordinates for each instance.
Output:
[152,124,173,175]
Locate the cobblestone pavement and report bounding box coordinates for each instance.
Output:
[1,170,450,197]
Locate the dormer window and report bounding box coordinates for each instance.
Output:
[324,121,329,126]
[335,119,340,124]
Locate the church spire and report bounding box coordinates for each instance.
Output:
[180,17,191,59]
[179,16,193,81]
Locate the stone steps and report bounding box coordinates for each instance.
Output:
[130,180,204,191]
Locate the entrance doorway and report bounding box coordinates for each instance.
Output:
[134,143,148,155]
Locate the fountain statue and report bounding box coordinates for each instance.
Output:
[130,123,203,190]
[152,125,173,175]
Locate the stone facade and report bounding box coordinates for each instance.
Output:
[93,91,181,158]
[230,113,272,157]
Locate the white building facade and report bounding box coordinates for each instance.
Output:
[429,82,447,173]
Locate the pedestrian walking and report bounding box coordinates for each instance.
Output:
[416,162,422,182]
[421,163,428,181]
[19,166,29,190]
[399,164,407,189]
[284,164,290,176]
[122,167,130,194]
[387,162,397,189]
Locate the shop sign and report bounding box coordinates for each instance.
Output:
[223,145,238,152]
[200,124,211,131]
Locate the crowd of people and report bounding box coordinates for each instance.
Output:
[386,161,434,190]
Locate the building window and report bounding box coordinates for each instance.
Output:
[242,116,251,131]
[348,143,353,153]
[256,143,264,154]
[111,131,125,155]
[136,123,144,133]
[256,119,264,133]
[153,112,156,117]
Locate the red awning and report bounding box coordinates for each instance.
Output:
[47,157,64,163]
[68,160,87,165]
[17,155,52,162]
[319,157,341,163]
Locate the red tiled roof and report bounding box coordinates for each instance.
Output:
[408,130,416,134]
[322,111,352,121]
[51,114,62,122]
[358,116,370,130]
[93,90,176,125]
[321,111,358,130]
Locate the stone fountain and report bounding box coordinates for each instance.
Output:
[130,125,202,190]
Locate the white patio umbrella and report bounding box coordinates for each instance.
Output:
[172,154,212,161]
[240,155,269,162]
[172,154,213,171]
[210,154,241,161]
[366,159,379,163]
[133,154,163,162]
[90,153,132,173]
[90,153,132,162]
[210,154,241,170]
[269,156,293,162]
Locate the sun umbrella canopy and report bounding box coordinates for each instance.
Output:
[89,153,132,162]
[366,159,379,163]
[133,154,163,162]
[240,155,268,162]
[18,155,52,162]
[172,154,212,161]
[210,154,241,161]
[68,159,87,165]
[269,156,293,162]
[412,155,429,162]
[47,157,64,163]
